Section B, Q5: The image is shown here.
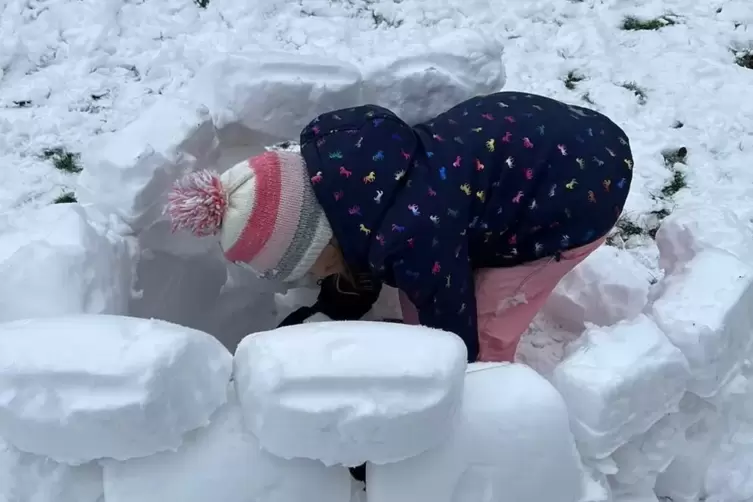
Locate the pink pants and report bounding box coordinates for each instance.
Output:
[399,237,605,362]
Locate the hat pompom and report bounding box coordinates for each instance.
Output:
[166,170,228,236]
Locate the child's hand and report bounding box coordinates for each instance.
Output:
[315,274,381,321]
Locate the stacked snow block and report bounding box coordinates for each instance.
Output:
[233,321,584,502]
[233,322,468,467]
[0,316,585,502]
[0,315,352,502]
[542,244,654,333]
[549,204,753,502]
[365,363,583,502]
[0,203,137,323]
[649,205,753,502]
[551,315,693,501]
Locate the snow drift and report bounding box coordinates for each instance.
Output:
[1,38,753,502]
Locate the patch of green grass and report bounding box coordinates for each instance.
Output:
[42,147,82,174]
[53,192,77,204]
[646,208,672,238]
[615,217,646,237]
[735,50,753,69]
[650,207,671,220]
[620,82,648,105]
[300,3,402,27]
[608,144,690,246]
[621,15,676,31]
[606,215,649,246]
[630,148,690,239]
[563,70,586,90]
[369,11,403,28]
[661,169,688,198]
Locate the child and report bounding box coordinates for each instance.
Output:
[167,91,634,363]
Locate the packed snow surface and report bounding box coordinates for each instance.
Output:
[0,315,233,464]
[234,321,468,467]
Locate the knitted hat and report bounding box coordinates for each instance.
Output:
[166,151,333,283]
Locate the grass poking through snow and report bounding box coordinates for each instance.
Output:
[42,147,82,174]
[563,71,586,90]
[735,50,753,69]
[606,215,648,246]
[194,0,209,8]
[53,192,77,204]
[660,170,688,198]
[621,15,677,31]
[620,82,648,105]
[608,146,689,246]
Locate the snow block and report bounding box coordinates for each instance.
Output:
[0,437,104,502]
[103,384,351,502]
[649,249,753,398]
[0,204,136,322]
[0,315,232,464]
[552,315,691,459]
[77,97,220,232]
[609,392,712,486]
[655,204,753,275]
[700,374,753,502]
[655,410,723,502]
[189,52,364,141]
[361,28,505,125]
[233,321,467,467]
[543,245,653,332]
[367,363,583,502]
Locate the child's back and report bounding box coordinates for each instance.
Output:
[301,91,632,271]
[299,91,633,360]
[408,91,633,266]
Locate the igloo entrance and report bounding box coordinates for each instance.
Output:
[71,43,506,351]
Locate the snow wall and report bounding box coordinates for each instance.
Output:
[2,40,753,502]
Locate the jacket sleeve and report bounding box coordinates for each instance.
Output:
[393,243,479,362]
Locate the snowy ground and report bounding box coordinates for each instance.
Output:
[1,0,753,500]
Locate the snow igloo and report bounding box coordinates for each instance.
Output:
[4,32,753,502]
[71,34,508,350]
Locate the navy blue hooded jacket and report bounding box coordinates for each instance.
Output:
[299,91,633,361]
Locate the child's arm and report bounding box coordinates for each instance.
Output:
[393,246,479,362]
[276,273,381,327]
[278,305,320,327]
[313,273,382,321]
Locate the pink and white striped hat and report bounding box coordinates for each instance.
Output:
[166,151,333,283]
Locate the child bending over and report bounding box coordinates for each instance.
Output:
[167,91,634,363]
